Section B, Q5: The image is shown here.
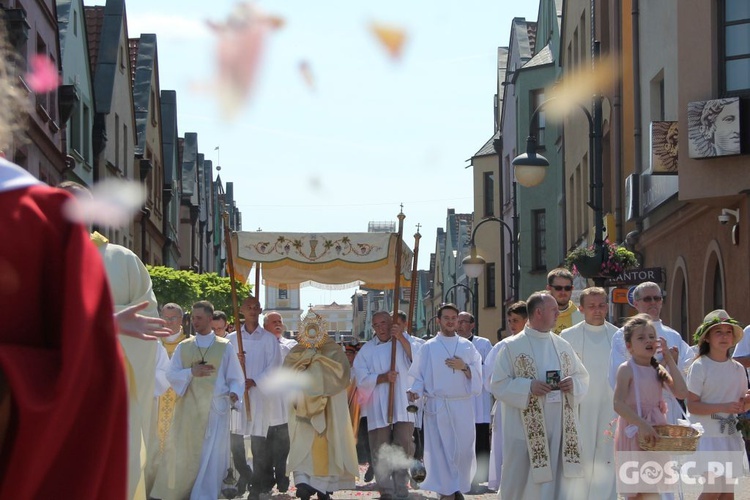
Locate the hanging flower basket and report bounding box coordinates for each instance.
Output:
[565,241,639,279]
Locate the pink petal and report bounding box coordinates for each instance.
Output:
[26,54,61,93]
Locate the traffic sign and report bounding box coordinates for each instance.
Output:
[611,288,630,305]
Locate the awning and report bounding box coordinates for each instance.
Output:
[232,231,412,290]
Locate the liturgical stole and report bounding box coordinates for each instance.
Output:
[505,333,583,483]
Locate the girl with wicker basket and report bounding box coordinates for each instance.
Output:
[686,310,750,498]
[613,314,689,499]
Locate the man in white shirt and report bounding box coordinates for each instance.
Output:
[211,310,229,338]
[227,296,282,500]
[733,325,750,372]
[456,311,492,492]
[561,287,618,499]
[733,324,750,462]
[354,311,415,500]
[261,311,297,493]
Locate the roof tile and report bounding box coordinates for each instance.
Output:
[83,6,104,78]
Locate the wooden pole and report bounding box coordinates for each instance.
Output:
[387,208,406,424]
[222,212,250,418]
[407,227,421,334]
[254,262,261,300]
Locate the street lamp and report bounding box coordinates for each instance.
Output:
[462,217,518,340]
[444,282,477,336]
[444,282,474,306]
[512,41,605,287]
[425,315,438,340]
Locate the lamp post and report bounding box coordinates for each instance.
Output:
[462,217,518,340]
[425,315,438,340]
[443,282,474,307]
[444,282,477,338]
[512,41,605,287]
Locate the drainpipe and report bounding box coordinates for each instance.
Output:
[613,0,623,243]
[141,207,150,261]
[632,0,644,236]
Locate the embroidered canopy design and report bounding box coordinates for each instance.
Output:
[231,232,413,290]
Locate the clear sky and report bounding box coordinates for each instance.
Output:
[92,0,541,308]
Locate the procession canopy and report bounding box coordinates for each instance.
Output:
[232,232,413,290]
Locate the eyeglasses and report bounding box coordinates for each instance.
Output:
[550,285,573,292]
[639,295,663,303]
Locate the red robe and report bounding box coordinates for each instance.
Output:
[0,184,128,498]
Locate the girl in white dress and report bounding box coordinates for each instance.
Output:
[686,309,750,499]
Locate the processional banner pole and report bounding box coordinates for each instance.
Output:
[388,207,406,425]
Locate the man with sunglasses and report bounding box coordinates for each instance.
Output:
[607,282,693,423]
[546,268,583,334]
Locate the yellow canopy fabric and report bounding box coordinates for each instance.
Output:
[232,232,412,290]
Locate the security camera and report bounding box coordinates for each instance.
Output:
[719,208,740,226]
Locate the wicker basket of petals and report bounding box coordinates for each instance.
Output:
[638,424,702,453]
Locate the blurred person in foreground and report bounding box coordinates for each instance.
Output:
[59,179,164,500]
[0,25,129,497]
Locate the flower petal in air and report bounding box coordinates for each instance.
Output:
[26,54,61,93]
[62,178,147,227]
[369,21,407,60]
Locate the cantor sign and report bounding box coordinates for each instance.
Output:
[605,267,664,287]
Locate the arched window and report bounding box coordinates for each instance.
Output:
[671,260,690,343]
[712,261,724,309]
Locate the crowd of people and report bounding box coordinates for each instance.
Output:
[5,162,750,500]
[342,268,750,500]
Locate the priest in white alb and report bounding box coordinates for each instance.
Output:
[491,292,589,500]
[561,287,618,499]
[407,303,482,500]
[151,301,245,500]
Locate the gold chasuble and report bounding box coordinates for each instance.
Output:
[157,333,187,451]
[284,329,359,491]
[145,331,188,494]
[160,337,228,499]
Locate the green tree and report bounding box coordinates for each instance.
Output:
[146,266,252,322]
[194,271,252,321]
[146,265,200,310]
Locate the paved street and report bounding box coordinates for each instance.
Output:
[244,467,750,499]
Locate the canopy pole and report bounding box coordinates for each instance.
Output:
[254,262,261,299]
[388,207,406,425]
[407,227,421,334]
[222,212,250,419]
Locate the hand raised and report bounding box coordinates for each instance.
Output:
[115,301,171,340]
